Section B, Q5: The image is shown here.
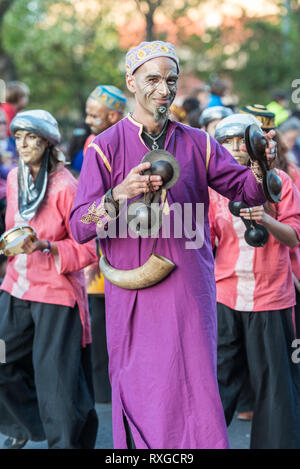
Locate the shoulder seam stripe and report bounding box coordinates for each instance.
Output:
[206,132,211,171]
[88,142,111,173]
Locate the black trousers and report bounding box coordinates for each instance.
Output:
[236,375,254,413]
[0,291,98,449]
[217,303,300,449]
[89,296,111,403]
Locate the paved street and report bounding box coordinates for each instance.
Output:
[0,404,251,449]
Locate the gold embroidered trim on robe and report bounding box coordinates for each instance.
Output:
[206,132,211,171]
[80,197,112,228]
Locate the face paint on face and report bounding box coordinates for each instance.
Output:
[94,117,103,127]
[222,136,250,165]
[85,98,110,135]
[133,57,178,122]
[14,130,48,167]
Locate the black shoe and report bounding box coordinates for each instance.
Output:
[3,437,28,449]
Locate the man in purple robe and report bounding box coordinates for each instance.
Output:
[70,41,274,449]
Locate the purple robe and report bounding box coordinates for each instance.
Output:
[70,115,265,449]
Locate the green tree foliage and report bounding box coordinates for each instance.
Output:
[2,0,125,131]
[2,0,300,126]
[180,3,300,107]
[228,18,298,106]
[0,0,17,80]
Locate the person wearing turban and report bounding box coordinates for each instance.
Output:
[0,110,98,449]
[83,85,127,156]
[82,86,127,404]
[209,113,300,448]
[199,105,233,137]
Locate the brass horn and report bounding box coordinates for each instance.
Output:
[99,254,175,290]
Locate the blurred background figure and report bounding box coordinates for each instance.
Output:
[169,103,188,124]
[267,90,290,127]
[190,84,211,110]
[83,84,127,405]
[0,108,18,284]
[187,108,202,128]
[0,109,17,182]
[240,104,275,133]
[84,85,127,155]
[182,97,201,128]
[199,105,233,137]
[67,122,91,177]
[0,81,29,136]
[278,117,300,167]
[207,78,231,108]
[182,96,200,115]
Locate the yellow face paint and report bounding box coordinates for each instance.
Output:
[222,136,250,166]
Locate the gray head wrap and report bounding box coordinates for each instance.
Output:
[10,110,61,221]
[199,106,233,128]
[214,113,261,144]
[10,110,61,146]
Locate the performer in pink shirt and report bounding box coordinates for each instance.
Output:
[242,105,300,339]
[210,113,300,448]
[0,110,98,449]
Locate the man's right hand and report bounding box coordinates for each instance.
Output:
[112,162,163,201]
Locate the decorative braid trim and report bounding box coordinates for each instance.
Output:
[88,142,111,173]
[80,196,113,228]
[250,161,263,184]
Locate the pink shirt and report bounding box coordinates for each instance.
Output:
[1,166,98,346]
[209,170,300,312]
[0,102,17,137]
[288,163,300,280]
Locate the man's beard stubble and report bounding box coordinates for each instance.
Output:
[154,105,169,123]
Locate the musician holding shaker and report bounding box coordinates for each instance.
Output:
[0,110,98,449]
